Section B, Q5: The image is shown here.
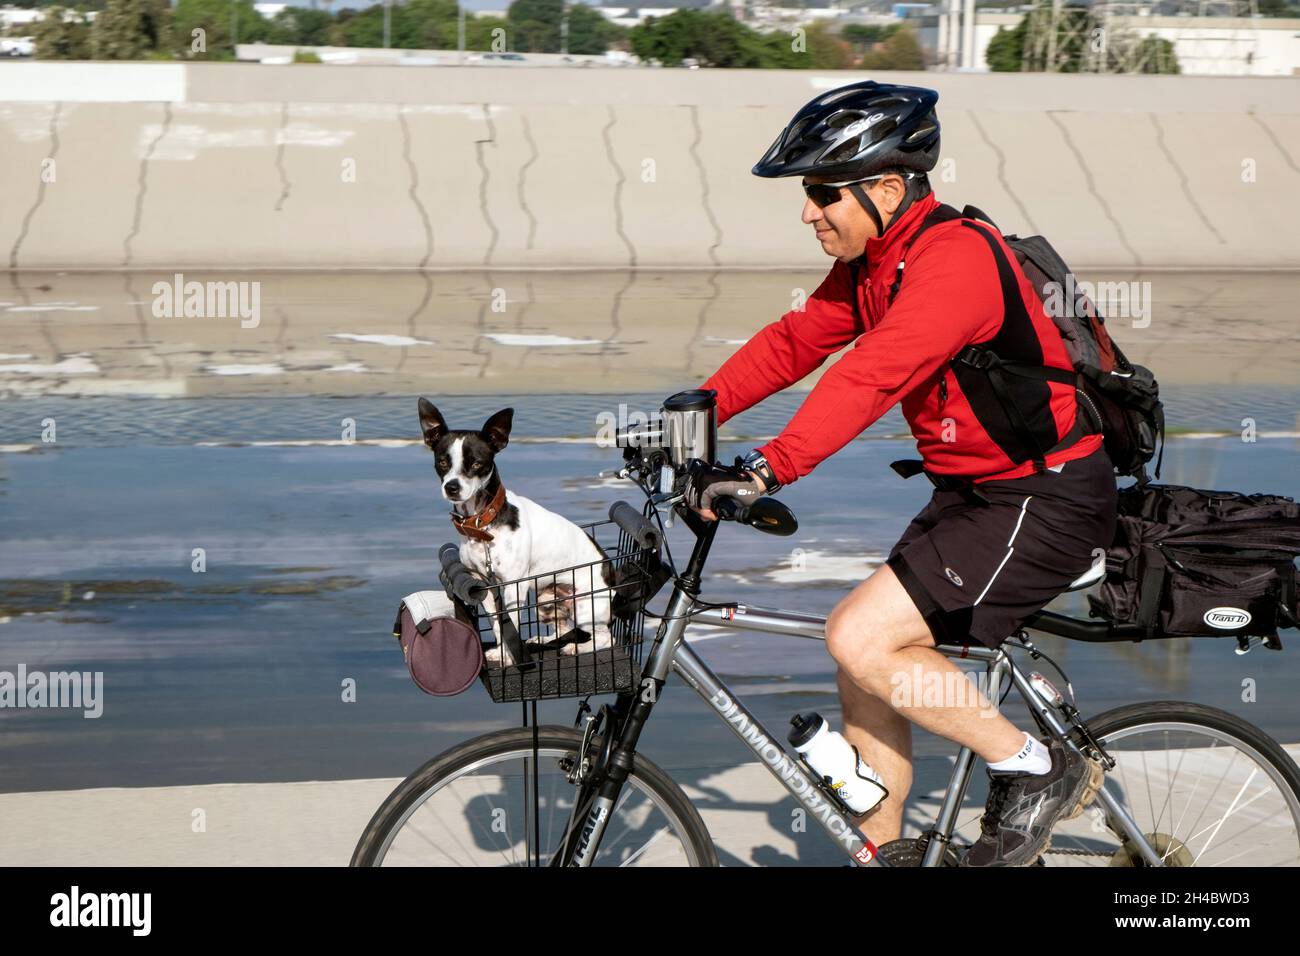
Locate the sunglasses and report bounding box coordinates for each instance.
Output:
[802,172,916,209]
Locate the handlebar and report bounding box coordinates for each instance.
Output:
[613,421,797,535]
[438,543,491,605]
[608,500,662,550]
[713,495,747,523]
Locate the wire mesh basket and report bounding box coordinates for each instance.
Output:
[441,505,667,703]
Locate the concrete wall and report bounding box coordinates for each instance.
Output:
[1,62,1299,270]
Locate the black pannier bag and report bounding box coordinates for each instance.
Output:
[1088,482,1300,646]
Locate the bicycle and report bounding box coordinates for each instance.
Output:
[352,391,1300,867]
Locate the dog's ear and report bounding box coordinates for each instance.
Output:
[481,408,513,453]
[418,398,447,449]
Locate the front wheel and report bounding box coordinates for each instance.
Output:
[351,726,718,867]
[1042,701,1300,866]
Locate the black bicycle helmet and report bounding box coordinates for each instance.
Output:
[753,80,941,235]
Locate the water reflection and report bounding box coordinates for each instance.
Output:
[2,270,1298,399]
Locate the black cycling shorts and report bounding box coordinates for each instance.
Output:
[885,445,1118,649]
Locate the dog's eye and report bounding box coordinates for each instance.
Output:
[436,458,449,470]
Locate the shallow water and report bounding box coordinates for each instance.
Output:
[1,418,1298,793]
[2,268,1298,792]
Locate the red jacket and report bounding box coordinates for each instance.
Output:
[701,192,1101,487]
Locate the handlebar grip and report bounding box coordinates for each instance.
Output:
[713,495,748,523]
[608,500,662,551]
[438,543,490,605]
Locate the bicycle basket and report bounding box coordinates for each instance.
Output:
[440,503,668,703]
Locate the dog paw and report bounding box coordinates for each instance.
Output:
[559,643,580,656]
[484,646,513,667]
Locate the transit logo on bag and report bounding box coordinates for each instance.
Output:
[1204,607,1252,630]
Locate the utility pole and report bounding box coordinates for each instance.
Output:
[383,0,392,50]
[560,2,569,55]
[232,0,239,51]
[946,0,959,68]
[458,2,466,63]
[961,0,975,67]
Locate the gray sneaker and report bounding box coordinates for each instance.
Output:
[959,738,1103,867]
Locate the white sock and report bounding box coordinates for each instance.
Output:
[987,732,1051,775]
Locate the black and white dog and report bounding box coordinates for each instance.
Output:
[419,398,614,665]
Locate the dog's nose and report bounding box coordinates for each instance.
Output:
[443,480,460,497]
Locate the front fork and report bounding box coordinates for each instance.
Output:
[553,688,649,867]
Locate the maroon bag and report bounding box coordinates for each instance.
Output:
[392,590,484,697]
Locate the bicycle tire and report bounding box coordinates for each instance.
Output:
[1080,700,1300,865]
[351,725,719,867]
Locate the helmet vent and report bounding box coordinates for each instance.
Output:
[906,121,937,144]
[784,117,812,146]
[815,87,868,108]
[822,137,864,166]
[825,110,863,130]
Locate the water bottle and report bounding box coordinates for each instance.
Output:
[788,712,888,815]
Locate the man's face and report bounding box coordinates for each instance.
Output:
[800,175,901,262]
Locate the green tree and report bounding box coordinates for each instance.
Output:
[841,23,896,47]
[90,0,170,59]
[266,7,335,46]
[566,3,624,55]
[860,23,924,70]
[33,6,92,59]
[984,19,1025,71]
[336,0,460,49]
[801,21,852,69]
[984,10,1177,74]
[629,10,753,67]
[466,15,510,51]
[1132,35,1178,74]
[506,0,563,51]
[173,0,270,59]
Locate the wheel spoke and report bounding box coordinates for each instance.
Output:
[1087,717,1300,869]
[360,737,705,867]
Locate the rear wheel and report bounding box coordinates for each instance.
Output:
[351,726,718,867]
[1041,702,1300,866]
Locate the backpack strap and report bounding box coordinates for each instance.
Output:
[887,203,964,307]
[886,203,999,308]
[960,204,998,230]
[956,222,1087,473]
[888,205,1092,475]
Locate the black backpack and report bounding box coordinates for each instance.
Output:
[884,203,1165,482]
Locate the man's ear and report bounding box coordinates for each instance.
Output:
[877,174,908,218]
[418,398,447,449]
[481,408,514,453]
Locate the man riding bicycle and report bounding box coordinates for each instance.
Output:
[687,81,1116,867]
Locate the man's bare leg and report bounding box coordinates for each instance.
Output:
[826,564,1033,843]
[836,668,915,847]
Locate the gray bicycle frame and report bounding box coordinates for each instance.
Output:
[632,594,1166,867]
